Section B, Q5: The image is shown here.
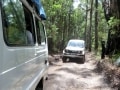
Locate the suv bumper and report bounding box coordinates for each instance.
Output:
[62,53,84,58]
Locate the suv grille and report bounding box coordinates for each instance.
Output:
[67,50,82,54]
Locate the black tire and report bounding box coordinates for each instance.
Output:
[82,55,85,63]
[62,57,66,63]
[35,78,43,90]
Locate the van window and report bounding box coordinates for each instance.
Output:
[1,0,35,46]
[36,18,46,45]
[39,22,46,45]
[23,6,35,45]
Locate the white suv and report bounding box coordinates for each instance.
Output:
[62,39,85,63]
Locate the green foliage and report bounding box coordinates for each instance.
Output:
[52,4,61,10]
[111,52,120,63]
[97,4,109,45]
[108,17,120,28]
[42,0,109,53]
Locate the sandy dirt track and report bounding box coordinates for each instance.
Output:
[44,52,114,90]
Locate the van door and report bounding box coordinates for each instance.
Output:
[35,17,48,69]
[0,0,43,89]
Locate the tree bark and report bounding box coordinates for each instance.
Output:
[88,0,94,52]
[103,0,120,56]
[95,0,98,51]
[85,0,88,49]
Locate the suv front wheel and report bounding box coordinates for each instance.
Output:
[62,57,67,63]
[82,55,85,63]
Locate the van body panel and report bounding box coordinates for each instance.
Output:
[0,44,48,90]
[0,0,48,89]
[0,8,4,74]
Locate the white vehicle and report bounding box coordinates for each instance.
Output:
[62,39,85,63]
[0,0,49,90]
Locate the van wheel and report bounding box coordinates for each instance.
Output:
[62,57,66,63]
[35,78,43,90]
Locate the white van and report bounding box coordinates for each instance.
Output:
[0,0,49,90]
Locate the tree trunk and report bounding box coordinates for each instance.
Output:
[85,0,88,49]
[103,0,120,56]
[95,0,98,51]
[88,0,94,52]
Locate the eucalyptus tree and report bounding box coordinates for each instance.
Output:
[42,0,73,52]
[41,0,110,53]
[84,0,88,49]
[95,0,98,51]
[88,0,94,52]
[102,0,120,57]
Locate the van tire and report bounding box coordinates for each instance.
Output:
[35,78,43,90]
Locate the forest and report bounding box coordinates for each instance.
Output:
[42,0,120,63]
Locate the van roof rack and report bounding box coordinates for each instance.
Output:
[31,0,46,20]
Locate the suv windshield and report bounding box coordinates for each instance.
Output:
[67,41,84,48]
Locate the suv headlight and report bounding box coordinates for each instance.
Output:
[79,51,85,55]
[63,50,65,53]
[79,51,82,54]
[65,49,68,52]
[63,49,68,53]
[82,51,85,55]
